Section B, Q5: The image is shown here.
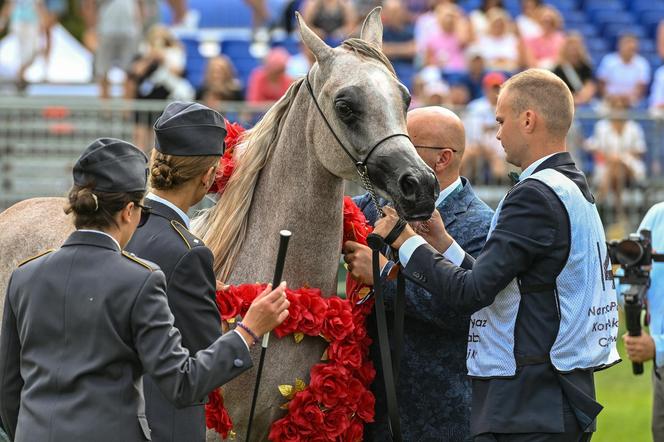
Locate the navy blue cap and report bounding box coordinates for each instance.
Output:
[73,138,148,192]
[153,101,226,156]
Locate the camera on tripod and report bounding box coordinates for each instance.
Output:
[608,229,664,375]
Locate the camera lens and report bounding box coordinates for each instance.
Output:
[616,239,644,267]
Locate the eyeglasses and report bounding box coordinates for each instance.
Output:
[136,203,152,228]
[413,145,458,152]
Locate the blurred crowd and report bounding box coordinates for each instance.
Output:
[1,0,663,220]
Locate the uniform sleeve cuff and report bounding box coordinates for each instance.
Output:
[443,240,466,267]
[232,329,251,351]
[398,235,428,267]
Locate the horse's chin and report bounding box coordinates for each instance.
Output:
[392,199,436,222]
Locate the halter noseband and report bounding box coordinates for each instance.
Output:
[304,72,411,217]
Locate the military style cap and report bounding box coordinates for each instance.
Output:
[73,138,148,192]
[153,101,227,156]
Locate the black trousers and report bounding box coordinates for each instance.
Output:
[474,405,592,442]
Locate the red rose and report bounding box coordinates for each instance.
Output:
[356,389,375,423]
[322,406,351,439]
[343,418,364,441]
[296,288,327,336]
[309,363,351,408]
[215,289,241,320]
[235,284,265,314]
[288,391,324,436]
[344,378,366,411]
[321,297,354,342]
[327,340,363,370]
[225,120,246,150]
[268,416,300,442]
[205,389,233,439]
[355,360,376,385]
[342,196,372,245]
[274,291,303,338]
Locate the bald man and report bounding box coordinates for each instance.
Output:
[374,70,620,442]
[345,106,493,441]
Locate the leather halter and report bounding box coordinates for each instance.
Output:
[304,71,410,216]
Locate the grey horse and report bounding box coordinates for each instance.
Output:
[0,8,438,441]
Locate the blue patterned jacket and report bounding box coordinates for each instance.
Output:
[354,177,493,442]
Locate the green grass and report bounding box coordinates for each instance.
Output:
[595,323,653,442]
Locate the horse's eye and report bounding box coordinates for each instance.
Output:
[335,101,354,119]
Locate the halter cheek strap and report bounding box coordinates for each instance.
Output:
[304,72,411,216]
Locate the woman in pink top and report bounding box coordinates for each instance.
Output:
[246,47,294,103]
[524,6,565,69]
[421,4,470,73]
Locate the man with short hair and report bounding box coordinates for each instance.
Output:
[345,106,493,441]
[373,69,621,441]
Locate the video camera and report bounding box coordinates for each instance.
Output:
[608,229,664,375]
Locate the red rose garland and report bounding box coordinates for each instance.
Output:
[205,121,377,441]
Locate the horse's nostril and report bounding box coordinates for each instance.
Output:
[399,174,419,199]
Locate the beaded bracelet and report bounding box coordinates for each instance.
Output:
[236,322,260,345]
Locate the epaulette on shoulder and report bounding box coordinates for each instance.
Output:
[170,220,204,250]
[18,249,55,267]
[122,251,156,271]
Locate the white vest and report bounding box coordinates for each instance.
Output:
[466,168,621,378]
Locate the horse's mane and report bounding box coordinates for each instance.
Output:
[193,38,394,281]
[192,78,304,279]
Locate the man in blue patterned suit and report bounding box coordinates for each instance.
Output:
[344,106,494,441]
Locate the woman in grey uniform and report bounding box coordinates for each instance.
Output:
[124,102,235,441]
[0,138,289,442]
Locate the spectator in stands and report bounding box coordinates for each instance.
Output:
[420,4,470,75]
[516,0,542,39]
[650,65,664,114]
[247,47,293,103]
[597,33,651,107]
[457,47,487,101]
[415,0,468,52]
[197,55,243,109]
[658,20,664,60]
[0,0,48,91]
[552,32,596,106]
[469,0,503,38]
[586,94,647,218]
[473,8,523,73]
[462,71,508,183]
[81,0,142,100]
[381,0,416,65]
[43,0,67,66]
[301,0,356,43]
[244,0,269,35]
[523,5,564,70]
[286,41,315,78]
[126,24,190,150]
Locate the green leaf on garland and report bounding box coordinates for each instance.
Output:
[294,332,304,344]
[278,384,294,399]
[295,378,306,392]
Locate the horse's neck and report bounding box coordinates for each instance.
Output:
[228,94,344,295]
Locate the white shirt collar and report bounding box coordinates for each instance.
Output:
[435,177,462,207]
[77,229,121,251]
[519,153,561,181]
[146,192,191,228]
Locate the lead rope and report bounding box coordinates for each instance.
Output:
[357,163,384,218]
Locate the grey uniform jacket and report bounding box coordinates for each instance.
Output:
[126,198,222,442]
[0,231,252,442]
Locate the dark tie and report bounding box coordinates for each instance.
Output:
[508,171,520,185]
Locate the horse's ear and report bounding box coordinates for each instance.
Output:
[295,11,333,64]
[360,6,383,49]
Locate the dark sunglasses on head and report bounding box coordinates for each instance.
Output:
[136,203,152,228]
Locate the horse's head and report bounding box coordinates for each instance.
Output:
[297,8,439,221]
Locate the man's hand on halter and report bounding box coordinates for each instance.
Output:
[374,206,416,249]
[343,241,387,285]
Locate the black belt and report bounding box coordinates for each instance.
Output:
[367,233,405,442]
